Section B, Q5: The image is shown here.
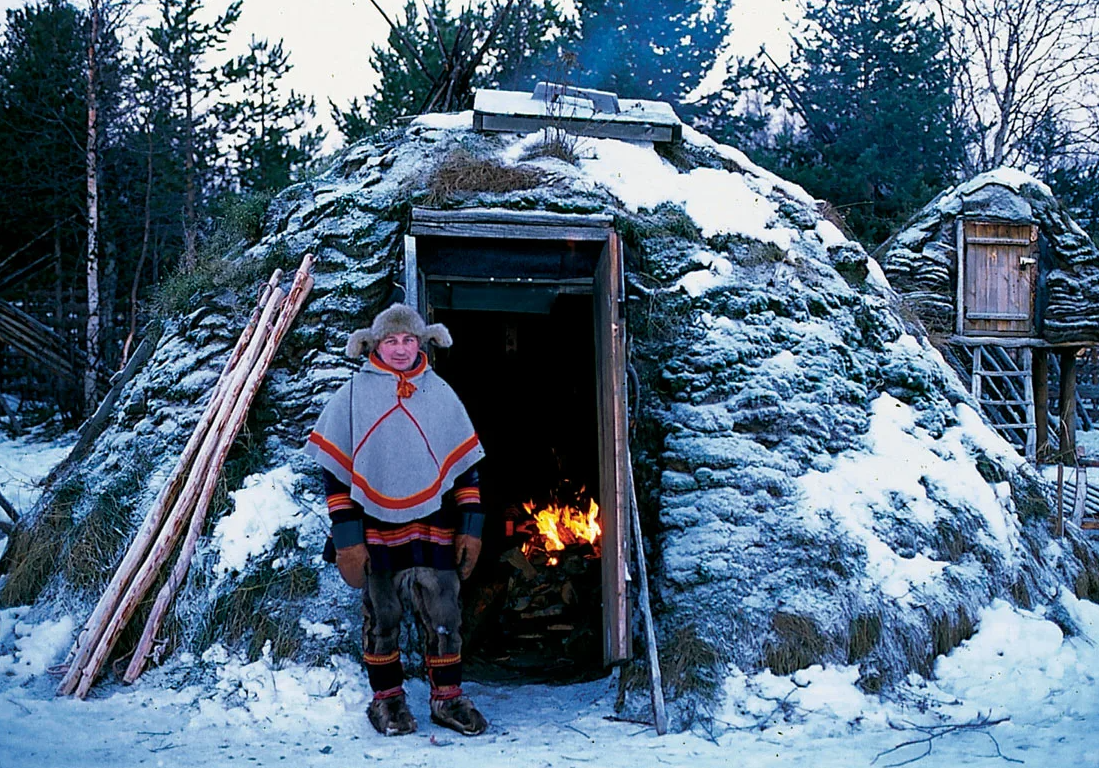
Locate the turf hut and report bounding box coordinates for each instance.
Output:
[6,86,1099,731]
[874,169,1099,463]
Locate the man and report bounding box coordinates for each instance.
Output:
[304,304,488,737]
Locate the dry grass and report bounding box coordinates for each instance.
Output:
[931,606,974,660]
[846,613,882,664]
[197,559,319,662]
[661,625,722,698]
[764,612,830,675]
[62,458,150,593]
[521,127,581,165]
[421,149,546,207]
[0,477,83,606]
[1070,537,1099,602]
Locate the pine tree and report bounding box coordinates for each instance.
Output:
[217,36,324,192]
[571,0,731,110]
[747,0,962,246]
[332,0,575,144]
[147,0,242,270]
[0,0,87,297]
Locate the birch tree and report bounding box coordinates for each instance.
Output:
[933,0,1099,172]
[84,0,101,412]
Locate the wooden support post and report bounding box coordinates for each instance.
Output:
[1059,348,1078,466]
[1034,347,1049,461]
[971,346,983,401]
[71,285,286,699]
[123,261,314,683]
[1056,463,1065,537]
[1022,348,1036,461]
[1072,466,1088,528]
[625,446,667,736]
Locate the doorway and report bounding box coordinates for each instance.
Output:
[406,208,631,677]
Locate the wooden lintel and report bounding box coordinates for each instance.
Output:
[411,206,612,242]
[411,221,611,241]
[413,207,613,228]
[964,236,1033,246]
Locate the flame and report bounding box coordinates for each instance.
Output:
[521,497,601,566]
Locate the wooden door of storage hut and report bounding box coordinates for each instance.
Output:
[958,220,1039,336]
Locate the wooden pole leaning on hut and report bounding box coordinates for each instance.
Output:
[71,285,285,698]
[625,445,668,735]
[124,261,315,683]
[58,257,314,698]
[56,268,283,697]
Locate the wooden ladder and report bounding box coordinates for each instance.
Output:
[971,345,1037,461]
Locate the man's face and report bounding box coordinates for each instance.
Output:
[376,332,421,371]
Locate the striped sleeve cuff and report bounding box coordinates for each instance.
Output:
[332,519,365,549]
[323,469,364,525]
[453,487,480,506]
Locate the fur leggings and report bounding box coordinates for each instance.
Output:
[360,567,464,699]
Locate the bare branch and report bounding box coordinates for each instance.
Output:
[874,713,1021,767]
[367,0,434,81]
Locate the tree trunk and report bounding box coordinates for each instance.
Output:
[182,16,197,272]
[121,127,154,369]
[84,0,101,414]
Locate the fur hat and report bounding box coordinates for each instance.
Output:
[345,304,453,358]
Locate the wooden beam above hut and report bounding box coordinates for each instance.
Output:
[411,207,614,241]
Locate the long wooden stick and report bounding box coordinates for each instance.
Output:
[57,270,282,696]
[71,287,285,699]
[124,261,314,682]
[626,445,668,735]
[0,487,19,525]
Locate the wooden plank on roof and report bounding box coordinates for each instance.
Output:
[475,112,677,143]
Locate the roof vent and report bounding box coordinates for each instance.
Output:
[473,82,682,143]
[532,82,620,115]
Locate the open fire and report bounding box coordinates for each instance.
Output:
[519,496,602,566]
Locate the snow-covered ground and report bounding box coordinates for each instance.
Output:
[1,429,1098,766]
[0,595,1097,767]
[1078,428,1099,462]
[0,424,78,559]
[0,426,76,515]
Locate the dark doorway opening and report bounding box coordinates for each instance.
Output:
[407,210,631,676]
[432,297,606,683]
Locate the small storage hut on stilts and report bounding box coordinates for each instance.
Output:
[875,169,1099,526]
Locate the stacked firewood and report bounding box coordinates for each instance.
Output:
[488,505,602,669]
[56,254,315,698]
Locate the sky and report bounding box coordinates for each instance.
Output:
[0,0,799,141]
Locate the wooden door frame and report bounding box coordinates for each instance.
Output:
[403,210,633,666]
